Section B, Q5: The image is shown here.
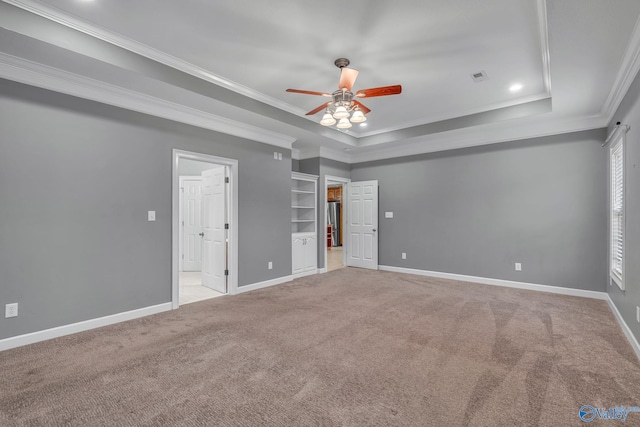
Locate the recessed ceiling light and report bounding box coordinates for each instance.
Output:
[344,148,352,152]
[509,83,523,92]
[360,123,367,127]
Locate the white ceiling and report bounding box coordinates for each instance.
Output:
[2,0,640,162]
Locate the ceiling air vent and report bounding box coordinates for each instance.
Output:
[471,71,488,82]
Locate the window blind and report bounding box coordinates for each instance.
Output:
[610,139,624,287]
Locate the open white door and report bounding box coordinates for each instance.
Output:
[347,180,378,269]
[181,178,203,272]
[201,166,227,293]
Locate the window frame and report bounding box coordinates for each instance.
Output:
[609,130,626,290]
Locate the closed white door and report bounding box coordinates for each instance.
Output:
[201,166,227,293]
[182,178,203,271]
[347,180,378,269]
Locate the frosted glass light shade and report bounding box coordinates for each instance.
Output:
[336,117,352,129]
[350,109,367,123]
[333,105,350,119]
[320,112,336,126]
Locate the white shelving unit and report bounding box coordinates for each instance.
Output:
[291,172,318,277]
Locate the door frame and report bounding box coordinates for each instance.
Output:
[324,175,351,272]
[178,175,202,273]
[172,149,239,309]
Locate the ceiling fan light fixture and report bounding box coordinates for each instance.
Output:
[285,58,401,130]
[336,117,352,129]
[320,112,336,126]
[333,105,350,119]
[350,108,367,123]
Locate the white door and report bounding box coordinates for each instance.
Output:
[347,180,378,269]
[201,166,227,293]
[182,178,203,271]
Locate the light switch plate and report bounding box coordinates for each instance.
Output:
[268,261,273,270]
[515,262,522,271]
[278,153,282,160]
[274,152,278,160]
[385,212,394,218]
[148,211,156,221]
[402,253,407,260]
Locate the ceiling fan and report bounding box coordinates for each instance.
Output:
[286,58,402,129]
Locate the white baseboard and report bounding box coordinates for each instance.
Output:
[317,267,327,274]
[234,275,293,294]
[378,265,608,300]
[0,302,172,352]
[605,296,640,362]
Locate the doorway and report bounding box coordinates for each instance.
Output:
[172,150,238,309]
[324,175,350,272]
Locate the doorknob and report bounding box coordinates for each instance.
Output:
[199,232,204,237]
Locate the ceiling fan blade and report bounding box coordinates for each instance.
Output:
[338,68,359,91]
[353,100,371,114]
[356,85,402,98]
[286,89,331,97]
[306,102,332,116]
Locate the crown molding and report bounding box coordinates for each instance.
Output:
[2,0,308,119]
[319,147,352,164]
[354,93,551,139]
[537,0,552,95]
[294,146,352,163]
[602,13,640,122]
[349,114,606,164]
[0,52,296,148]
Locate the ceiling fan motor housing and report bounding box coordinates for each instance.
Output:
[332,89,354,108]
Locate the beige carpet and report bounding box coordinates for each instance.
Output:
[2,268,640,426]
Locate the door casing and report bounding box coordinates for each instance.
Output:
[172,149,238,309]
[324,175,351,272]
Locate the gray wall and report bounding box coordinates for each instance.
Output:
[291,159,299,172]
[608,68,640,343]
[298,158,351,269]
[351,129,608,291]
[0,79,292,340]
[298,158,320,176]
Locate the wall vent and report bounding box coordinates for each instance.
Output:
[471,71,488,82]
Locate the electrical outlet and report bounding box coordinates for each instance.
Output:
[268,261,273,270]
[637,306,639,324]
[401,253,407,260]
[5,303,18,318]
[515,263,522,271]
